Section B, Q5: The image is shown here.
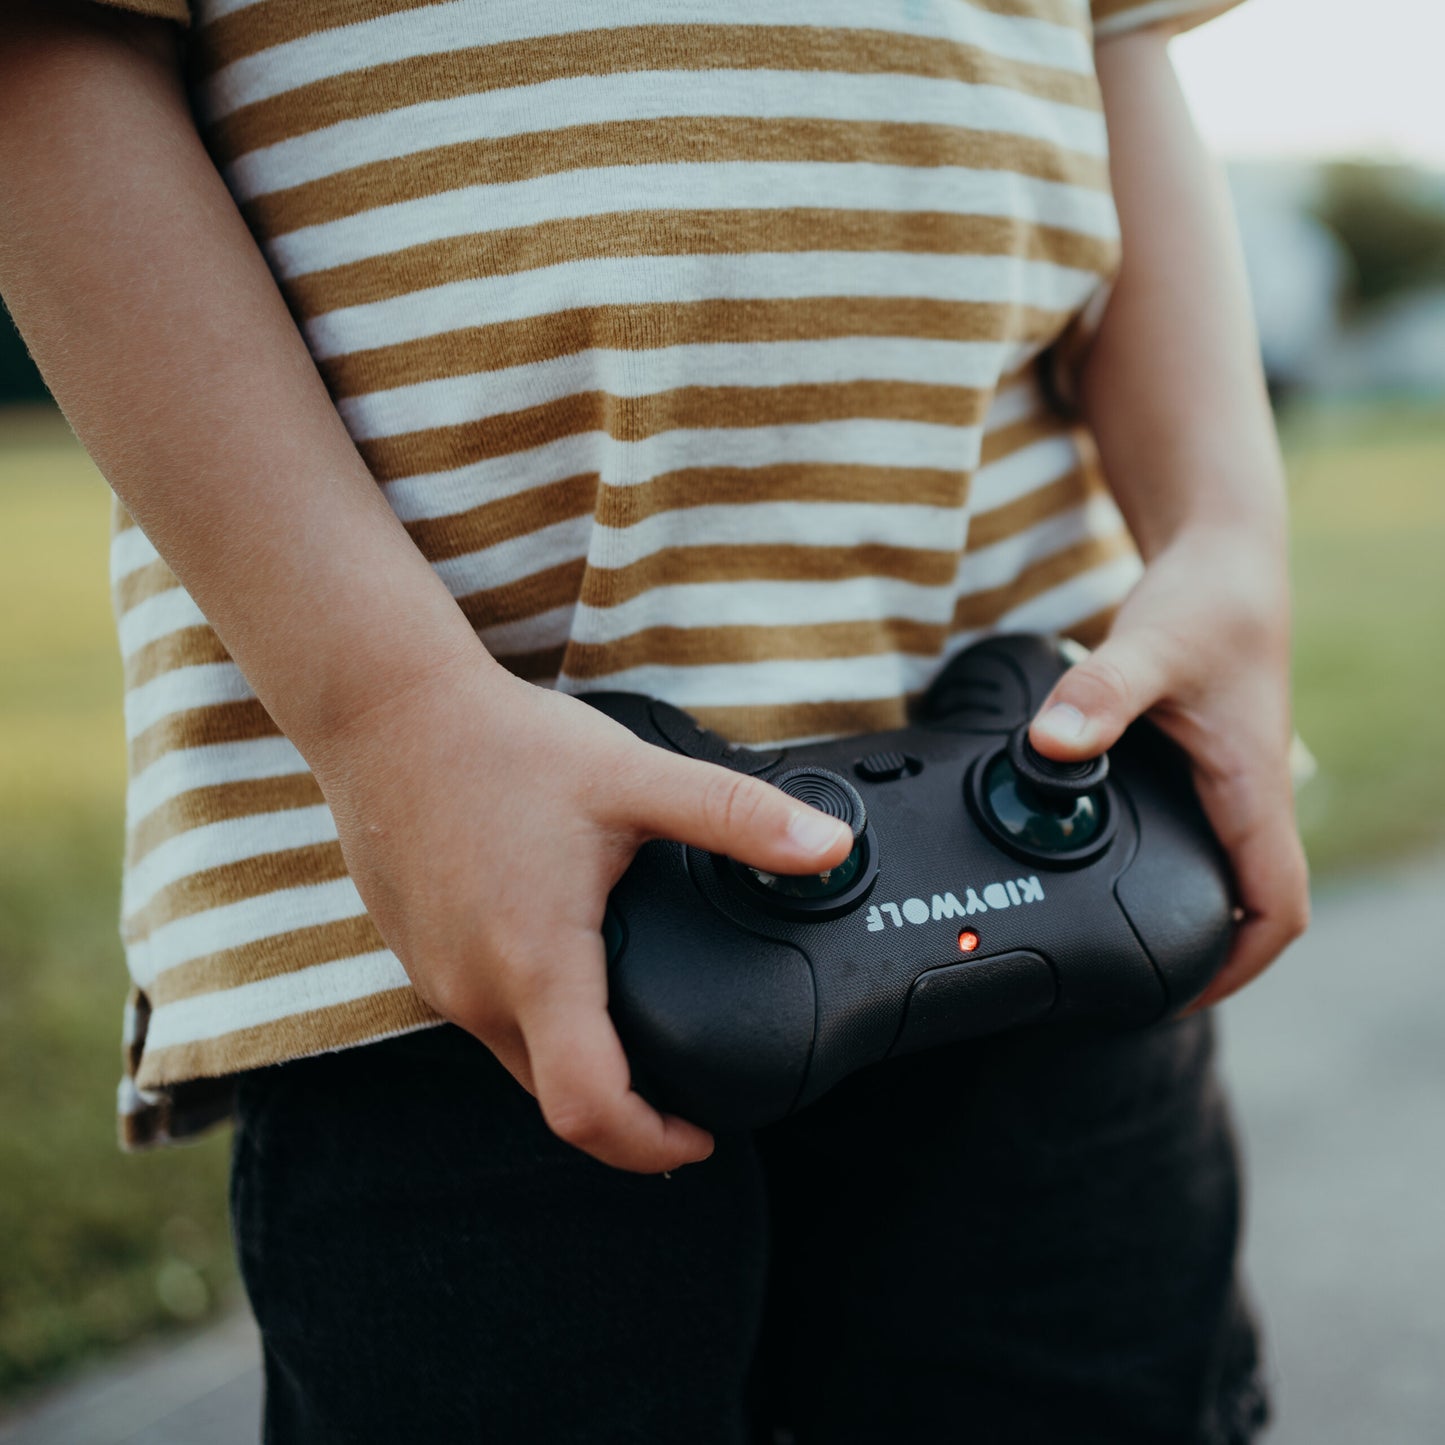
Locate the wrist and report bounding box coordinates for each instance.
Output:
[1149,522,1292,644]
[297,628,514,783]
[1118,459,1289,564]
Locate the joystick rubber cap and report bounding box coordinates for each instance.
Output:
[730,767,877,915]
[1006,725,1108,809]
[772,767,867,839]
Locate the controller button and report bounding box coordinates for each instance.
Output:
[853,750,919,783]
[891,950,1056,1058]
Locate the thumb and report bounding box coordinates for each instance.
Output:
[1029,633,1172,760]
[623,749,855,875]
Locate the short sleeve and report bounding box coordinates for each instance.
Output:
[1091,0,1244,41]
[89,0,191,25]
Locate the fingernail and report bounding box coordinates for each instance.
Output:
[1036,702,1087,742]
[787,808,850,855]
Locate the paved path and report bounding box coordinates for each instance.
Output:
[3,857,1443,1443]
[1222,853,1445,1444]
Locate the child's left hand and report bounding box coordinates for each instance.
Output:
[1027,524,1310,1009]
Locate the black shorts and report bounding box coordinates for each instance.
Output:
[230,1012,1268,1444]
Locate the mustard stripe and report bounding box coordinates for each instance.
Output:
[319,297,1072,400]
[292,211,1116,324]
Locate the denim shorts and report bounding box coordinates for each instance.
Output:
[230,1011,1268,1444]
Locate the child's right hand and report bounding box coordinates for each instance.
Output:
[307,656,854,1175]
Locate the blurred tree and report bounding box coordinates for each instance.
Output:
[1,298,52,405]
[1315,163,1445,315]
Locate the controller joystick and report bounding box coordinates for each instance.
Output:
[968,725,1116,866]
[585,634,1234,1131]
[1007,725,1109,808]
[735,767,877,916]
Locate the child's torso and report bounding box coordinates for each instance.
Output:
[165,0,1131,740]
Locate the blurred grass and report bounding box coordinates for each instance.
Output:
[0,409,234,1403]
[0,399,1442,1399]
[1282,402,1445,872]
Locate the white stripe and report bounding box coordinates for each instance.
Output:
[111,525,160,584]
[430,516,592,600]
[117,1075,162,1117]
[592,500,973,567]
[993,551,1143,633]
[307,252,1103,360]
[118,586,207,656]
[1092,0,1230,40]
[381,421,988,524]
[478,604,577,661]
[970,434,1084,511]
[952,494,1123,592]
[123,804,339,919]
[272,164,1117,276]
[125,663,254,741]
[200,0,268,19]
[337,338,1019,442]
[229,70,1107,201]
[127,875,368,987]
[141,951,412,1051]
[203,1,1092,120]
[573,574,957,644]
[559,651,939,709]
[982,375,1049,432]
[128,736,311,833]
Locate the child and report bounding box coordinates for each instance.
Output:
[0,0,1307,1439]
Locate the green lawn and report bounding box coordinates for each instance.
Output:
[0,400,1443,1399]
[0,410,235,1400]
[1282,403,1445,873]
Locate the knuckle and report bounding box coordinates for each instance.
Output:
[699,766,763,840]
[1067,653,1136,717]
[499,952,550,1007]
[1284,894,1311,942]
[541,1093,612,1150]
[414,963,472,1024]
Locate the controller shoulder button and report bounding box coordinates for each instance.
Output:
[890,950,1056,1059]
[648,700,783,773]
[649,700,724,759]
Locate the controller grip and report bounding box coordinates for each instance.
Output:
[608,843,816,1131]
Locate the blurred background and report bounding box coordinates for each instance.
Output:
[1,0,1443,1440]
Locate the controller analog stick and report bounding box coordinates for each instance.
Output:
[740,767,872,906]
[1006,725,1109,807]
[774,767,868,839]
[973,725,1114,863]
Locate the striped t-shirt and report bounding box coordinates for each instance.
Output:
[95,0,1243,1146]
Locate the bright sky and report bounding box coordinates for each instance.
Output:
[1171,0,1445,168]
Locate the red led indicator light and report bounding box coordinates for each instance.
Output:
[958,929,980,953]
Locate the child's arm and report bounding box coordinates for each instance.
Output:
[1029,24,1310,1006]
[0,0,852,1170]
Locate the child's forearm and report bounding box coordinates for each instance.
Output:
[0,1,494,758]
[1028,27,1307,1004]
[1081,28,1288,566]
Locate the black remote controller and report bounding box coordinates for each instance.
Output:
[585,634,1233,1132]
